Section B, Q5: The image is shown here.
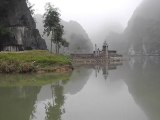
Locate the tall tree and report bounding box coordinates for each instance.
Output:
[43,3,64,54]
[54,24,64,54]
[61,38,69,54]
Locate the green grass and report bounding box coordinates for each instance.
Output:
[0,50,71,73]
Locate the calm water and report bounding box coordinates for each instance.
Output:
[0,57,160,120]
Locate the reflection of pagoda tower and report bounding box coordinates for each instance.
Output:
[102,41,109,60]
[95,44,98,57]
[102,64,108,80]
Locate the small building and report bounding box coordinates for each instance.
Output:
[71,41,123,64]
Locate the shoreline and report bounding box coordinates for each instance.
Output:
[37,65,73,74]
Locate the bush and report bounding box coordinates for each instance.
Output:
[18,63,36,73]
[0,61,18,73]
[0,60,36,73]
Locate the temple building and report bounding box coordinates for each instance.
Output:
[71,41,122,64]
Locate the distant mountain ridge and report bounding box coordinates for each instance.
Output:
[105,0,160,55]
[35,14,93,53]
[124,0,160,55]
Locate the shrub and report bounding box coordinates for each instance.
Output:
[0,61,18,73]
[19,62,36,73]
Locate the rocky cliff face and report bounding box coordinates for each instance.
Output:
[124,0,160,55]
[0,0,47,51]
[35,14,93,53]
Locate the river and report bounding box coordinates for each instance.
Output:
[0,56,160,120]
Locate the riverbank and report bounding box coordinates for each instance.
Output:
[0,50,73,73]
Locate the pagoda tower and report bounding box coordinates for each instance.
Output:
[102,41,109,60]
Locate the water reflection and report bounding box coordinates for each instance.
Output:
[61,62,147,120]
[0,73,71,120]
[32,67,93,120]
[45,83,65,120]
[0,86,40,120]
[64,67,93,95]
[0,58,160,120]
[31,62,124,120]
[123,56,160,120]
[94,62,123,80]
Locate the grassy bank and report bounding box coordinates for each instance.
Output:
[0,50,72,73]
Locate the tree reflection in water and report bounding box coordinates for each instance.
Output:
[43,62,123,120]
[45,82,65,120]
[0,87,41,120]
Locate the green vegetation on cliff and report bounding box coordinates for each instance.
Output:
[0,50,71,73]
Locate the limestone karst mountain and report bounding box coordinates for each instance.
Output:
[124,0,160,55]
[0,0,47,51]
[104,0,160,55]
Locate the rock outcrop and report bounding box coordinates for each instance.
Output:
[0,0,47,51]
[124,0,160,55]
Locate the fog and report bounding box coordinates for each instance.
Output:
[30,0,143,47]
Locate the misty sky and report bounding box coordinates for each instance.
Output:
[30,0,143,45]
